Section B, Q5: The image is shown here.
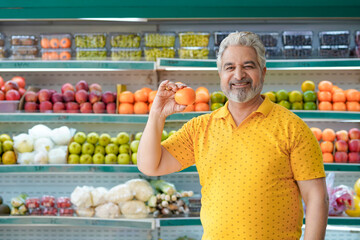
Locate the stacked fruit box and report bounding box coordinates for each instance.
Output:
[74,33,107,60]
[144,32,176,61]
[40,34,72,60]
[179,32,210,59]
[110,32,142,61]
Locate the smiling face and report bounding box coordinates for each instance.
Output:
[219,45,266,103]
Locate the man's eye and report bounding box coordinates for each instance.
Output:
[244,65,254,69]
[226,66,234,70]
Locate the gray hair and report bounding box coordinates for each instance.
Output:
[216,31,266,72]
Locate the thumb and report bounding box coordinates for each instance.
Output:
[174,104,187,112]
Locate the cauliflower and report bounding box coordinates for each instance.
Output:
[126,179,154,202]
[91,187,108,207]
[105,184,133,204]
[120,200,148,219]
[76,207,95,217]
[71,186,94,208]
[95,202,121,219]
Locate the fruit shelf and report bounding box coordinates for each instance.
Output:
[0,164,359,173]
[0,111,358,123]
[157,58,360,70]
[0,61,155,71]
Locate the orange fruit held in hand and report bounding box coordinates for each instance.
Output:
[333,102,346,111]
[175,87,196,105]
[148,90,157,103]
[320,141,334,153]
[347,102,360,112]
[346,89,360,102]
[119,91,134,104]
[134,89,148,102]
[323,153,334,163]
[118,103,134,114]
[182,104,195,112]
[194,102,210,111]
[317,91,332,102]
[310,127,322,141]
[318,81,333,92]
[134,102,148,114]
[322,128,336,142]
[332,91,346,102]
[318,101,332,111]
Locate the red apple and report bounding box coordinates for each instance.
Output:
[1,86,5,92]
[63,90,75,102]
[89,90,101,104]
[49,89,56,97]
[75,80,89,92]
[38,89,51,102]
[334,151,348,163]
[25,91,38,102]
[4,80,19,92]
[5,89,21,100]
[0,76,4,87]
[80,102,92,113]
[349,128,360,140]
[75,90,88,104]
[66,102,79,113]
[24,102,37,112]
[51,93,63,103]
[106,102,116,114]
[336,130,349,141]
[39,101,53,113]
[0,90,5,100]
[11,76,26,89]
[335,140,348,152]
[89,83,102,93]
[348,152,360,163]
[102,91,115,104]
[19,88,26,97]
[93,101,105,113]
[349,139,360,152]
[53,102,66,113]
[61,83,75,94]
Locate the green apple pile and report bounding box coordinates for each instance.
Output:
[68,131,132,165]
[210,91,227,111]
[0,134,16,165]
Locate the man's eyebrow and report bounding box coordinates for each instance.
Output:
[223,62,233,68]
[244,61,256,66]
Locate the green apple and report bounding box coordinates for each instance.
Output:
[110,137,118,145]
[93,153,105,164]
[105,143,119,155]
[117,153,130,164]
[80,154,93,164]
[82,142,95,155]
[87,132,99,144]
[130,140,140,153]
[135,132,143,140]
[98,133,111,147]
[0,134,12,143]
[74,132,87,144]
[119,144,130,154]
[116,132,130,144]
[131,152,137,164]
[94,145,105,155]
[68,142,81,155]
[168,130,177,137]
[161,130,168,141]
[105,153,117,164]
[68,154,80,164]
[2,140,13,152]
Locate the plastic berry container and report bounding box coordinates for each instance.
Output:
[57,197,72,209]
[42,207,58,216]
[9,46,38,60]
[25,197,40,209]
[41,195,56,208]
[144,47,175,61]
[75,48,107,60]
[0,33,5,47]
[283,45,312,59]
[110,48,142,61]
[29,208,42,216]
[265,47,282,59]
[74,33,107,48]
[41,49,72,60]
[10,35,38,46]
[144,32,176,47]
[319,31,350,46]
[179,32,210,47]
[179,47,209,59]
[59,208,74,216]
[214,32,233,47]
[40,33,72,49]
[257,32,279,47]
[282,31,313,46]
[319,45,350,58]
[110,32,141,48]
[356,31,360,46]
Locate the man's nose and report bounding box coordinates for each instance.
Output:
[234,67,246,80]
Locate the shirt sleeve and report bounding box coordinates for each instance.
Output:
[289,117,326,181]
[161,117,197,171]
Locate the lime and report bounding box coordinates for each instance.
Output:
[301,80,316,92]
[210,91,226,104]
[275,90,289,102]
[211,103,224,111]
[263,92,276,102]
[291,102,303,110]
[304,102,317,110]
[289,91,303,103]
[303,90,317,102]
[278,100,291,109]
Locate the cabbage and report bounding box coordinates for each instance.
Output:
[28,124,52,140]
[34,138,54,152]
[48,147,67,164]
[33,151,48,164]
[51,126,73,145]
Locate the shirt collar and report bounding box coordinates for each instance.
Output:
[213,94,274,119]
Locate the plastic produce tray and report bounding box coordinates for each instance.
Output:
[282,31,313,46]
[319,31,350,46]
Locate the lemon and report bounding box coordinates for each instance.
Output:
[275,90,289,102]
[210,91,226,104]
[354,178,360,196]
[211,103,224,111]
[291,102,303,110]
[263,92,276,102]
[345,195,360,217]
[278,100,291,109]
[301,80,315,92]
[289,91,303,103]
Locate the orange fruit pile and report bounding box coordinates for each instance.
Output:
[118,87,154,114]
[311,127,336,163]
[318,81,359,111]
[177,86,210,112]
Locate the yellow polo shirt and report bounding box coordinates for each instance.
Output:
[162,95,325,240]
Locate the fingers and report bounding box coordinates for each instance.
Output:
[174,104,187,113]
[159,80,187,93]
